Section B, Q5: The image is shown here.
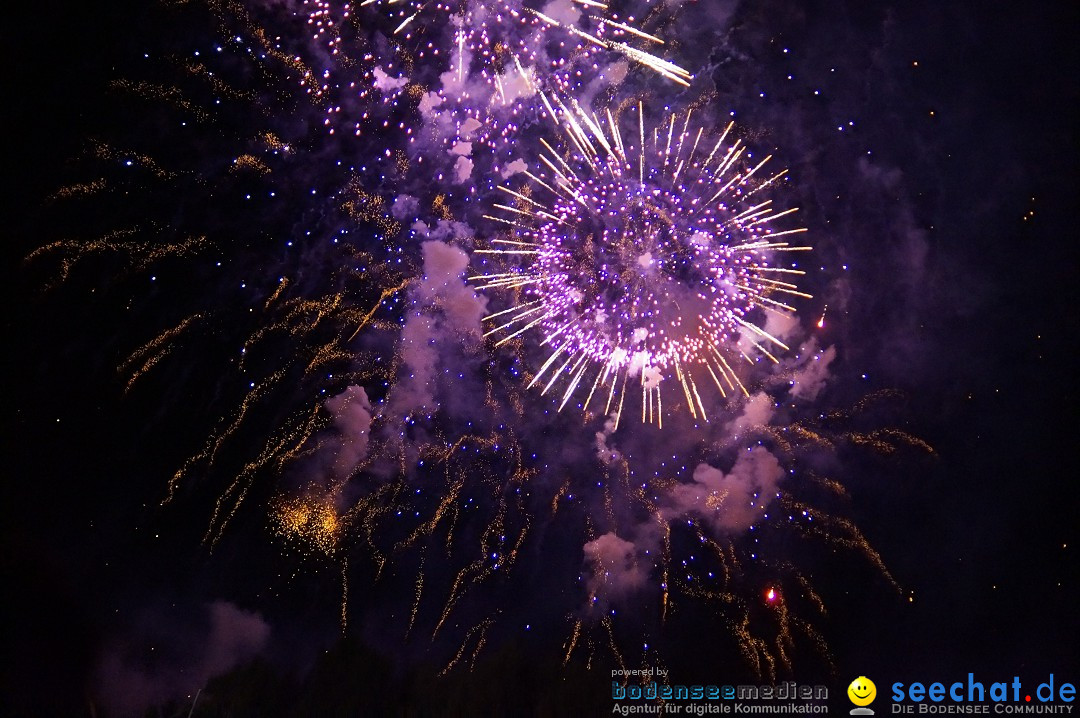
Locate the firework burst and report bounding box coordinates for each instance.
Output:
[357,0,692,90]
[475,96,811,427]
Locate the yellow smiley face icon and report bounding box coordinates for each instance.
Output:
[848,676,877,706]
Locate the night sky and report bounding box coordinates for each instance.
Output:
[4,1,1078,716]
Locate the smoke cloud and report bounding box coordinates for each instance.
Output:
[583,532,649,604]
[325,385,374,480]
[662,448,785,534]
[391,240,487,415]
[95,601,270,717]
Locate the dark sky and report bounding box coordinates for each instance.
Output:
[4,1,1078,716]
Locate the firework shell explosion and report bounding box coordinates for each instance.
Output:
[475,95,810,427]
[23,0,937,705]
[358,0,692,87]
[307,0,691,161]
